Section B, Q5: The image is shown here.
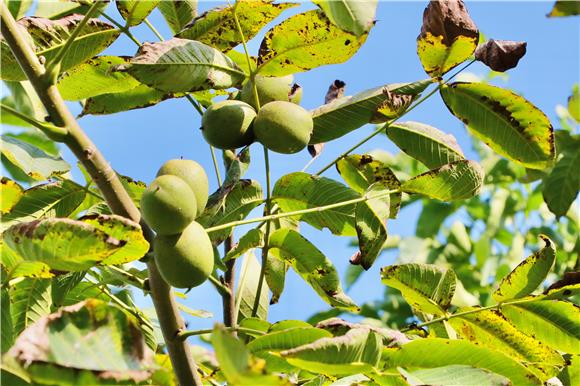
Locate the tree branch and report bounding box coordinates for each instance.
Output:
[0,5,202,386]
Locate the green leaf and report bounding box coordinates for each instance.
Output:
[257,9,367,76]
[123,38,245,93]
[1,80,47,128]
[354,183,390,270]
[177,1,297,52]
[57,56,140,100]
[7,299,155,384]
[493,235,556,302]
[158,0,198,35]
[398,365,511,386]
[4,218,125,272]
[449,308,565,380]
[502,299,580,354]
[116,0,160,27]
[401,160,484,201]
[441,82,555,169]
[198,179,263,245]
[268,228,358,311]
[51,271,86,307]
[1,15,120,81]
[248,327,332,353]
[568,84,580,122]
[382,338,542,385]
[1,135,70,181]
[10,278,52,337]
[80,84,184,116]
[236,252,269,321]
[415,200,456,238]
[34,0,108,19]
[386,121,465,169]
[265,252,287,305]
[79,214,149,265]
[7,0,33,19]
[272,172,359,236]
[281,328,382,375]
[380,263,456,315]
[1,177,23,214]
[1,238,53,280]
[224,229,264,262]
[223,146,251,186]
[312,0,377,36]
[310,80,431,144]
[336,154,401,219]
[1,287,14,353]
[1,180,86,232]
[542,145,580,217]
[416,1,478,77]
[547,0,580,17]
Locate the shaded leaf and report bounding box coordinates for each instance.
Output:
[198,179,263,245]
[51,271,86,307]
[158,0,198,35]
[1,177,23,214]
[224,229,264,262]
[336,154,401,218]
[542,145,580,217]
[399,365,511,386]
[4,218,124,272]
[450,308,565,379]
[547,1,580,17]
[0,135,70,181]
[57,56,140,100]
[177,1,297,52]
[248,327,332,353]
[417,0,479,77]
[503,299,580,354]
[1,80,47,128]
[441,82,555,170]
[7,299,154,383]
[122,38,245,93]
[382,338,542,385]
[272,172,359,236]
[116,0,160,27]
[310,80,431,144]
[386,121,465,169]
[493,235,556,302]
[236,252,269,321]
[416,200,456,238]
[1,15,120,81]
[401,160,484,201]
[381,263,456,315]
[257,10,367,76]
[313,0,377,36]
[7,0,33,19]
[475,39,527,72]
[281,328,382,375]
[265,253,287,305]
[1,180,85,231]
[80,214,149,265]
[268,228,358,311]
[10,278,52,337]
[1,287,14,353]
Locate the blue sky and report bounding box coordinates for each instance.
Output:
[10,2,580,333]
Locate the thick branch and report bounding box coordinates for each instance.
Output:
[0,5,201,386]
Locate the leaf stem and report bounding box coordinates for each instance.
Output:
[0,103,68,140]
[0,5,202,385]
[208,274,232,297]
[209,145,223,186]
[100,12,142,45]
[144,18,164,41]
[177,326,265,340]
[205,189,397,234]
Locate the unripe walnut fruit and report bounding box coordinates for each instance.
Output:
[254,101,313,154]
[154,221,214,288]
[157,159,208,216]
[241,75,302,109]
[140,175,197,235]
[201,100,256,149]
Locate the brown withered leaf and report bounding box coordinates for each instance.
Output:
[307,80,347,158]
[419,0,478,46]
[475,39,527,72]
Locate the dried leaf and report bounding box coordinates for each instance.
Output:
[475,39,527,72]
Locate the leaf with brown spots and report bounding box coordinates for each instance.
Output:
[441,82,555,170]
[268,228,358,311]
[313,0,377,37]
[257,9,368,76]
[475,39,527,72]
[401,159,484,202]
[1,177,23,214]
[177,1,297,52]
[493,235,556,302]
[116,0,160,27]
[416,0,479,78]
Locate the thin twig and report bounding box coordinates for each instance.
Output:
[178,326,265,340]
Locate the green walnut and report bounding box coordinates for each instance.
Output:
[157,159,208,216]
[201,100,256,149]
[254,101,313,154]
[241,75,302,109]
[154,221,214,288]
[140,175,197,235]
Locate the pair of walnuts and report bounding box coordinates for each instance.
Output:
[201,75,313,154]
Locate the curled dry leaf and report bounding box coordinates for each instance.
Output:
[308,80,347,158]
[475,39,527,72]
